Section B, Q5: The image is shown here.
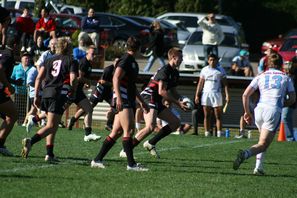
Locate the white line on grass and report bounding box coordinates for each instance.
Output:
[1,139,247,173]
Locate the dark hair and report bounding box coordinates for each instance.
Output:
[208,53,218,60]
[268,53,283,69]
[126,36,140,52]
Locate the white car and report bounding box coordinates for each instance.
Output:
[179,28,242,73]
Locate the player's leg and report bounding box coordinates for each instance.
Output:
[203,106,212,136]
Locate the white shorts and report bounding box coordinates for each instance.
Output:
[201,92,222,108]
[254,106,281,132]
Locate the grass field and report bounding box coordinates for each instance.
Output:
[1,125,297,197]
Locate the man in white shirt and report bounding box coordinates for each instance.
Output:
[195,54,229,137]
[197,13,224,66]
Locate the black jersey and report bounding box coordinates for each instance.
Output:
[116,53,139,100]
[78,56,92,90]
[0,48,15,79]
[101,64,114,83]
[42,54,78,98]
[142,64,179,100]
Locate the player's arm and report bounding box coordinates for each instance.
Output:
[195,77,205,104]
[78,70,90,86]
[113,67,124,111]
[242,85,255,125]
[69,71,78,97]
[0,63,14,94]
[222,77,230,103]
[98,79,112,87]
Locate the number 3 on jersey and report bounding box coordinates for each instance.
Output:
[51,60,62,77]
[264,75,282,89]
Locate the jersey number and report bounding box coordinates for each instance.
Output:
[264,75,282,89]
[51,60,62,77]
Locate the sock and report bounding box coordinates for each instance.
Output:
[239,129,244,135]
[46,144,54,157]
[255,152,265,170]
[135,122,141,130]
[132,138,140,148]
[244,149,252,159]
[94,136,115,161]
[123,137,136,167]
[85,127,92,136]
[106,118,113,127]
[31,133,42,145]
[0,138,5,147]
[149,125,172,145]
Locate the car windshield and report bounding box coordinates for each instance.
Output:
[280,37,297,51]
[187,32,238,47]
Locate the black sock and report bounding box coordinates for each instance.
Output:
[132,138,140,148]
[31,134,42,145]
[94,136,115,161]
[0,138,5,147]
[106,118,113,127]
[46,144,54,157]
[123,137,136,167]
[149,125,172,145]
[85,127,92,136]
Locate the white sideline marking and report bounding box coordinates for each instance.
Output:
[0,140,246,173]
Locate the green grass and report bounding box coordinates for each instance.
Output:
[1,126,297,197]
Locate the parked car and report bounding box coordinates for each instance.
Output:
[179,28,242,72]
[157,12,246,43]
[278,35,297,68]
[261,28,297,54]
[0,0,34,10]
[125,16,179,56]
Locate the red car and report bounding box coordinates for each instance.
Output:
[278,35,297,68]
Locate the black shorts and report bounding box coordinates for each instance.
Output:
[73,89,87,104]
[142,94,166,114]
[111,97,136,110]
[41,95,68,115]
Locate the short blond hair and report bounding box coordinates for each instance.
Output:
[168,47,182,60]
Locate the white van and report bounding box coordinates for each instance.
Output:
[1,0,34,10]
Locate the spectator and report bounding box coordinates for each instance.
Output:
[31,35,48,63]
[35,38,57,71]
[231,49,254,77]
[281,50,297,141]
[11,52,33,125]
[143,20,166,72]
[73,38,87,61]
[195,54,229,137]
[79,8,100,49]
[34,8,56,45]
[197,13,224,66]
[16,7,35,53]
[258,48,276,74]
[0,6,11,48]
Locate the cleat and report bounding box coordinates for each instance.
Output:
[26,115,35,133]
[143,140,160,159]
[67,117,75,130]
[44,155,60,163]
[235,134,248,139]
[84,134,101,142]
[119,149,127,158]
[127,163,148,171]
[21,138,31,158]
[0,146,13,156]
[91,160,105,168]
[253,168,265,176]
[233,150,245,170]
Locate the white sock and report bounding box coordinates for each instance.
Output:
[135,122,141,130]
[255,152,265,170]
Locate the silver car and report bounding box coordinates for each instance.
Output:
[179,29,242,73]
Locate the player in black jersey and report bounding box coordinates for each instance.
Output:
[67,57,119,132]
[120,47,188,158]
[64,45,101,142]
[0,48,19,156]
[91,37,149,171]
[21,38,78,162]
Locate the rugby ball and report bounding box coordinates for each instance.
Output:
[182,96,194,110]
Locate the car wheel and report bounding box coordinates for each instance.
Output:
[140,48,153,57]
[113,39,127,50]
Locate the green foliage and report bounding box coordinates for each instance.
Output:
[1,126,297,197]
[105,45,125,61]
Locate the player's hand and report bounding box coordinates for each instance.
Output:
[140,102,149,114]
[116,97,123,112]
[179,100,188,111]
[194,96,200,105]
[244,112,253,125]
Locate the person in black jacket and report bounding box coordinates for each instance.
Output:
[143,20,166,72]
